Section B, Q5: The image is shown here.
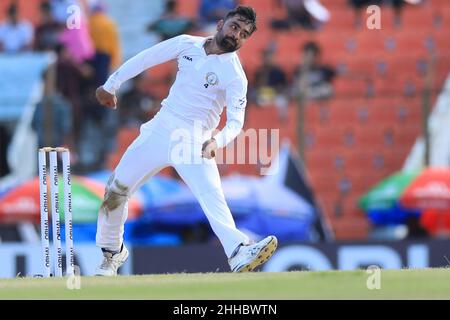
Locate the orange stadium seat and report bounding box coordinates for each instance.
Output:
[439,6,450,28]
[392,32,432,56]
[353,30,392,57]
[0,0,41,25]
[326,101,364,126]
[175,0,199,18]
[378,54,423,80]
[321,0,350,9]
[308,171,344,195]
[333,218,370,239]
[312,126,351,149]
[400,4,436,30]
[241,0,284,20]
[315,33,353,57]
[394,99,422,123]
[391,124,422,146]
[323,8,354,31]
[367,103,397,124]
[344,58,377,76]
[339,150,375,171]
[428,0,450,9]
[352,125,393,148]
[305,150,337,172]
[333,77,368,97]
[303,100,322,122]
[432,33,450,54]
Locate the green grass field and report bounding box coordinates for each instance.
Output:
[1,268,449,299]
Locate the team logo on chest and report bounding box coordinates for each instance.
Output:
[204,72,219,88]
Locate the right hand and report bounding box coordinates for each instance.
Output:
[95,86,117,109]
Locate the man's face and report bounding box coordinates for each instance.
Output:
[215,15,254,53]
[303,49,318,66]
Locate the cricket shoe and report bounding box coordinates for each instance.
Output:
[95,244,129,276]
[229,236,278,272]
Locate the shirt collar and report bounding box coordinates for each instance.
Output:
[195,37,236,62]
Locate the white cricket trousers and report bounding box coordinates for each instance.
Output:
[96,107,249,258]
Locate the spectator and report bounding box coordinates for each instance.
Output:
[198,0,236,31]
[148,0,195,41]
[291,41,336,101]
[118,73,158,127]
[32,71,73,149]
[272,0,330,31]
[251,45,289,121]
[0,3,33,53]
[58,0,95,64]
[88,0,122,83]
[77,88,118,173]
[55,43,93,142]
[35,1,63,52]
[68,0,122,173]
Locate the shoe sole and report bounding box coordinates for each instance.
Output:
[236,237,278,273]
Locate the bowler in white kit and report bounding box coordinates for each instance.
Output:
[94,6,277,275]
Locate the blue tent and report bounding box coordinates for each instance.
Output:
[140,174,316,242]
[367,204,421,226]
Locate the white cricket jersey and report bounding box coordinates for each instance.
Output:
[103,34,248,148]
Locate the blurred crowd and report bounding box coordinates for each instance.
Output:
[0,0,324,175]
[0,0,123,173]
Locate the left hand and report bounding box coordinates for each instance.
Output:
[202,138,217,159]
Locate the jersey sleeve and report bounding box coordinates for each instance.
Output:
[214,77,248,148]
[103,35,188,93]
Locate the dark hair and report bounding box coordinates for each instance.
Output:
[224,6,257,34]
[166,0,176,13]
[303,41,320,55]
[8,3,17,17]
[55,43,65,55]
[40,1,51,13]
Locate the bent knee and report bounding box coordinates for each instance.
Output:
[103,177,129,212]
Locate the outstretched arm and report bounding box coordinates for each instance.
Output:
[96,35,187,108]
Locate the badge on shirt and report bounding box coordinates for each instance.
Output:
[204,72,219,88]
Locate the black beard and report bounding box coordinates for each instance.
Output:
[217,36,237,53]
